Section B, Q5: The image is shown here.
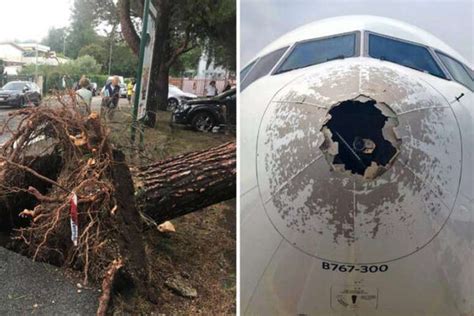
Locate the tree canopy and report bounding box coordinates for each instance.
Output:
[40,0,235,81]
[40,0,138,77]
[117,0,236,125]
[41,27,67,55]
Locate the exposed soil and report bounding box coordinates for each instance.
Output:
[108,108,236,314]
[0,101,236,315]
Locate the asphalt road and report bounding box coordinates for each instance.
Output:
[0,106,19,146]
[0,247,98,315]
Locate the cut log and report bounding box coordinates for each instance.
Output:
[135,142,236,223]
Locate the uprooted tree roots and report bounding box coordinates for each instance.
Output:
[0,94,236,314]
[0,96,147,314]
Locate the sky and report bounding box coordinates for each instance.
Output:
[0,0,472,67]
[0,0,73,43]
[240,0,474,66]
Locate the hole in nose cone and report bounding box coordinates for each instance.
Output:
[320,97,400,179]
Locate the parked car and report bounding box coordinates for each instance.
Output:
[168,85,197,111]
[172,88,236,132]
[90,82,98,96]
[101,76,125,95]
[106,75,124,85]
[119,83,127,98]
[0,81,42,107]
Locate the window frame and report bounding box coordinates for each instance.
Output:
[434,50,473,91]
[241,29,471,90]
[271,31,361,75]
[240,46,289,91]
[240,59,257,84]
[465,66,474,80]
[364,31,448,79]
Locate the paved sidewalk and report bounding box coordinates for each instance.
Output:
[0,247,98,315]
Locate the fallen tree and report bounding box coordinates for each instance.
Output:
[135,142,236,223]
[0,94,236,315]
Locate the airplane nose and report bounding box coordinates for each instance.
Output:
[256,61,462,263]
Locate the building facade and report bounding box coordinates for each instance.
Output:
[0,42,67,75]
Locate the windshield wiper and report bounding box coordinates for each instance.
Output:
[274,66,301,74]
[326,55,346,61]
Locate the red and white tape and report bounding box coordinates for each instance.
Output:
[70,192,79,246]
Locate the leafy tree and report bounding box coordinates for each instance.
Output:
[119,0,236,127]
[66,55,102,75]
[79,43,108,71]
[110,44,138,77]
[41,27,68,55]
[63,0,138,73]
[21,55,101,78]
[66,0,102,58]
[170,47,202,77]
[200,0,236,71]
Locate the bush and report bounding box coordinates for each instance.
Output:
[20,55,109,93]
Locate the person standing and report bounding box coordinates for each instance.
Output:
[75,77,92,115]
[223,80,232,92]
[206,80,218,97]
[101,76,121,120]
[127,79,136,105]
[62,75,67,90]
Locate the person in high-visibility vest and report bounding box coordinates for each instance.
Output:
[127,79,136,105]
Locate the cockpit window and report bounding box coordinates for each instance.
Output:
[240,46,288,91]
[240,60,256,82]
[466,67,474,79]
[274,33,357,74]
[368,34,446,78]
[436,52,473,90]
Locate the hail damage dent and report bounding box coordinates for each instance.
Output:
[256,60,461,263]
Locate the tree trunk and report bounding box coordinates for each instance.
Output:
[118,0,140,56]
[144,0,171,127]
[134,142,236,223]
[2,142,236,231]
[145,64,169,127]
[120,0,187,128]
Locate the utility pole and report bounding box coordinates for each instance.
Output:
[108,40,113,75]
[63,34,66,56]
[34,46,39,82]
[108,24,117,76]
[131,0,153,146]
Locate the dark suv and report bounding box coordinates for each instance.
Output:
[0,81,42,107]
[172,88,236,132]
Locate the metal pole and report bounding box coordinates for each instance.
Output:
[34,47,38,82]
[131,0,151,143]
[63,34,66,56]
[108,25,116,76]
[108,40,113,75]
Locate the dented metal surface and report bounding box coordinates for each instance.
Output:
[241,17,473,316]
[256,60,462,263]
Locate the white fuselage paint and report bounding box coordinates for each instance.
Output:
[240,16,473,316]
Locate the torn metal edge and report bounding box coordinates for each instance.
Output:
[319,96,402,180]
